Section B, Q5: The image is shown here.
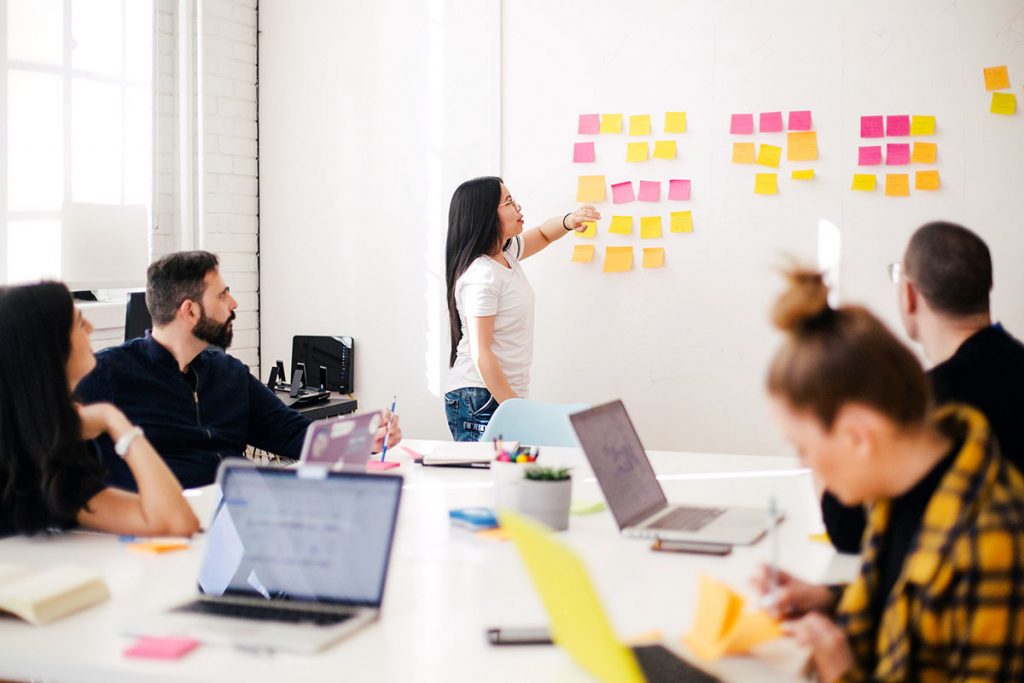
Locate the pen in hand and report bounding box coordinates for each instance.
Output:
[380,395,396,462]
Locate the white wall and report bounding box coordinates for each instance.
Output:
[259,0,1024,453]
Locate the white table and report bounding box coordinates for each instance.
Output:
[0,441,859,682]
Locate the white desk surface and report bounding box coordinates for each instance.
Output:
[0,441,859,683]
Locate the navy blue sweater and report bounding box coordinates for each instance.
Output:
[75,334,309,490]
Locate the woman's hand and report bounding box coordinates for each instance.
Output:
[566,205,601,231]
[750,564,836,619]
[785,613,855,683]
[77,402,132,440]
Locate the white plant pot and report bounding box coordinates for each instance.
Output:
[517,478,572,531]
[492,461,524,511]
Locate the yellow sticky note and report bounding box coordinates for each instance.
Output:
[683,574,782,662]
[599,113,623,133]
[791,169,815,180]
[629,114,652,136]
[640,216,663,239]
[652,140,677,160]
[642,248,665,269]
[571,244,595,263]
[626,142,649,162]
[731,142,755,164]
[476,527,510,542]
[910,115,936,135]
[984,65,1010,91]
[755,144,781,168]
[851,174,876,191]
[664,111,687,133]
[670,211,693,233]
[576,175,606,202]
[915,170,940,191]
[808,531,831,545]
[786,131,818,161]
[754,173,778,195]
[885,173,910,197]
[602,246,633,273]
[575,221,597,238]
[609,215,633,235]
[991,92,1017,115]
[911,142,937,164]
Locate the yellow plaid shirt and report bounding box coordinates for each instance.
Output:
[835,405,1024,682]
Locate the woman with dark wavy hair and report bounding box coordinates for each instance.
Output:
[0,282,198,537]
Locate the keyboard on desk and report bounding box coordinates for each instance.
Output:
[647,506,725,532]
[174,599,353,626]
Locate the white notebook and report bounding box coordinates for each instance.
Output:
[0,564,110,625]
[422,442,496,466]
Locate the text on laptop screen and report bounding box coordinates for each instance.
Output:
[198,468,402,607]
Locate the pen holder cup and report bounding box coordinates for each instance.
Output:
[492,461,524,511]
[517,477,572,532]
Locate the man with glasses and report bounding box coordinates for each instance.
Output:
[821,221,1024,553]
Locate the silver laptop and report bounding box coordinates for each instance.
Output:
[124,462,403,654]
[569,400,775,545]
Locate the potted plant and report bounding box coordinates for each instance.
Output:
[517,466,572,531]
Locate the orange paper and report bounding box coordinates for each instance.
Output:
[885,173,910,197]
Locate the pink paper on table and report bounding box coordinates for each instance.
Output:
[730,113,754,134]
[668,179,691,200]
[124,637,199,660]
[788,110,812,131]
[759,111,784,132]
[573,142,595,163]
[858,146,883,166]
[637,181,661,202]
[886,115,910,137]
[611,181,635,204]
[886,143,910,165]
[860,115,884,138]
[578,114,600,135]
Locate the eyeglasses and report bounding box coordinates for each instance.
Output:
[499,196,520,209]
[887,261,902,284]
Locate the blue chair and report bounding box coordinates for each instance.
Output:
[480,398,590,447]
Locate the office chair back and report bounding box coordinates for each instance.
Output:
[480,398,590,447]
[124,291,152,341]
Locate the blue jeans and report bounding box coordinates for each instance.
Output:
[444,387,498,442]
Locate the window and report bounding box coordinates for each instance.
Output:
[2,0,153,286]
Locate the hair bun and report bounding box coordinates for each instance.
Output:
[772,268,831,333]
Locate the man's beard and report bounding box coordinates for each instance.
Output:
[194,306,235,349]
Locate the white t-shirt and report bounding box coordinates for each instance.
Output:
[445,235,535,398]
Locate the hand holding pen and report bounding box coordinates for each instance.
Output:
[379,396,398,462]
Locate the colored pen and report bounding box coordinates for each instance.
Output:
[768,496,780,601]
[380,395,396,462]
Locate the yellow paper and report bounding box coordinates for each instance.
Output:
[683,574,782,662]
[475,528,510,542]
[576,175,606,202]
[984,65,1010,91]
[755,144,782,168]
[851,174,876,191]
[639,216,663,239]
[629,114,652,136]
[991,92,1017,115]
[664,111,687,133]
[603,247,633,273]
[724,611,784,655]
[911,141,937,164]
[129,541,189,554]
[575,221,597,238]
[670,211,693,233]
[599,113,623,133]
[652,140,677,159]
[915,170,940,191]
[609,215,633,235]
[910,115,935,135]
[885,173,910,197]
[731,142,755,164]
[786,131,818,161]
[626,142,649,162]
[642,248,664,269]
[791,169,815,180]
[754,173,778,195]
[571,244,595,263]
[808,531,832,544]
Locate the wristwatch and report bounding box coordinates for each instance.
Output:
[114,426,145,458]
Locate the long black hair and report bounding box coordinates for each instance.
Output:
[445,176,505,367]
[0,282,106,533]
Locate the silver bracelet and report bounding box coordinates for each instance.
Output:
[114,426,145,459]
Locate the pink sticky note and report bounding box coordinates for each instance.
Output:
[578,114,600,135]
[759,111,784,133]
[730,113,754,134]
[573,142,595,163]
[637,181,660,202]
[860,115,884,138]
[886,143,910,165]
[124,637,199,660]
[366,460,400,471]
[858,146,883,166]
[788,110,812,131]
[668,179,691,200]
[886,115,910,137]
[611,181,635,204]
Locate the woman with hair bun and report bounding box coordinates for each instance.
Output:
[752,268,1024,682]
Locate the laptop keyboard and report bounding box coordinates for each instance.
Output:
[647,507,725,532]
[175,600,354,626]
[632,644,722,682]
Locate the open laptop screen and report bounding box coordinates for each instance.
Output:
[569,400,668,529]
[198,466,402,608]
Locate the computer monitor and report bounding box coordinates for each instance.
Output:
[292,335,354,393]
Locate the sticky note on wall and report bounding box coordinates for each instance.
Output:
[858,146,883,166]
[611,181,635,204]
[638,181,661,202]
[788,110,812,131]
[670,211,694,233]
[886,115,910,136]
[754,173,778,195]
[910,115,935,135]
[609,215,633,234]
[984,65,1010,91]
[626,142,649,162]
[759,111,784,133]
[668,179,691,200]
[851,174,876,191]
[860,115,884,138]
[653,140,677,159]
[786,132,818,161]
[571,244,595,263]
[576,175,606,202]
[915,170,940,191]
[732,142,755,164]
[573,142,595,163]
[578,114,600,135]
[664,111,687,133]
[629,115,652,136]
[642,248,665,269]
[600,114,623,133]
[730,114,754,134]
[885,143,910,165]
[791,169,814,180]
[603,247,633,273]
[911,142,937,164]
[991,92,1017,115]
[756,144,781,168]
[885,173,910,197]
[575,221,597,238]
[640,216,663,239]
